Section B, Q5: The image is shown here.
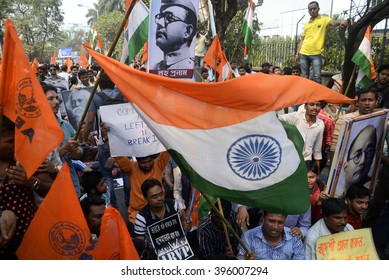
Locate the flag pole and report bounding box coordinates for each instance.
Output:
[74,0,138,140]
[335,64,357,122]
[216,197,233,253]
[201,192,252,256]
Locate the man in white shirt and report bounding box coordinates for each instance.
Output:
[278,101,324,170]
[304,198,353,260]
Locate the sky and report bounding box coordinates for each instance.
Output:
[61,0,382,36]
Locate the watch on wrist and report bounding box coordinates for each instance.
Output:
[32,178,40,191]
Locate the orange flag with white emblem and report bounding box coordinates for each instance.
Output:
[204,35,232,82]
[17,162,139,260]
[16,163,92,259]
[94,206,140,260]
[0,18,63,178]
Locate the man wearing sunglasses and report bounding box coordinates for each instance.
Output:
[45,64,69,91]
[153,0,197,72]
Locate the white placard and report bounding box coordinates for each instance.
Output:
[100,103,166,157]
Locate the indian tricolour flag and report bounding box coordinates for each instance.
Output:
[120,0,149,65]
[91,28,104,52]
[352,25,376,88]
[242,0,254,61]
[84,44,352,214]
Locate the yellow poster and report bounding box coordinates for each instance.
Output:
[316,228,379,260]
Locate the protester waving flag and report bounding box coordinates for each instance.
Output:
[352,25,377,88]
[85,44,352,214]
[120,0,149,65]
[242,0,254,62]
[0,19,63,178]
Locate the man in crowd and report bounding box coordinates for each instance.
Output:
[45,64,69,90]
[278,101,324,170]
[295,1,347,83]
[330,88,377,162]
[370,64,389,108]
[237,211,305,260]
[304,198,353,260]
[345,185,370,229]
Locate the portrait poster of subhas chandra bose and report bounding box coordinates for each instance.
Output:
[61,86,93,130]
[99,103,166,157]
[327,110,389,198]
[147,213,194,260]
[148,0,199,79]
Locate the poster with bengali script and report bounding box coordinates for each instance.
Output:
[147,214,193,260]
[99,103,165,157]
[316,228,379,260]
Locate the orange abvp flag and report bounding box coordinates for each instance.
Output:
[31,58,39,74]
[141,40,148,65]
[203,35,231,82]
[64,56,72,72]
[16,163,92,260]
[78,52,90,69]
[94,206,140,260]
[0,19,63,178]
[51,51,57,65]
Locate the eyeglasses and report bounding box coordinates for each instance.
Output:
[155,12,186,27]
[348,147,375,164]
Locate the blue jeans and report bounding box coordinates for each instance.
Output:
[299,54,322,84]
[98,143,116,208]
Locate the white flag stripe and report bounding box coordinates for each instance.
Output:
[126,1,149,41]
[134,107,300,191]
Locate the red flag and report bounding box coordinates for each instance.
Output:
[51,51,57,65]
[94,206,140,260]
[64,56,72,72]
[0,18,63,178]
[78,52,90,69]
[16,163,93,259]
[31,58,39,74]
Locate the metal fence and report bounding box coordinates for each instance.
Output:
[249,36,388,71]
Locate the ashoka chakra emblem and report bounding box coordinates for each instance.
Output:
[227,134,282,181]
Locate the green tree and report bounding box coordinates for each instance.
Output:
[94,10,125,58]
[340,0,389,98]
[86,2,100,28]
[9,0,64,62]
[0,0,14,46]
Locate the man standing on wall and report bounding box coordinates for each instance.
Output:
[295,1,347,84]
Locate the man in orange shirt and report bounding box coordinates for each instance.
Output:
[115,152,170,236]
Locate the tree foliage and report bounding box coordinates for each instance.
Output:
[94,10,125,59]
[340,0,389,98]
[7,0,64,62]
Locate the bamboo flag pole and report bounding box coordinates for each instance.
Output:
[74,0,138,140]
[216,197,233,252]
[201,193,252,256]
[335,64,357,122]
